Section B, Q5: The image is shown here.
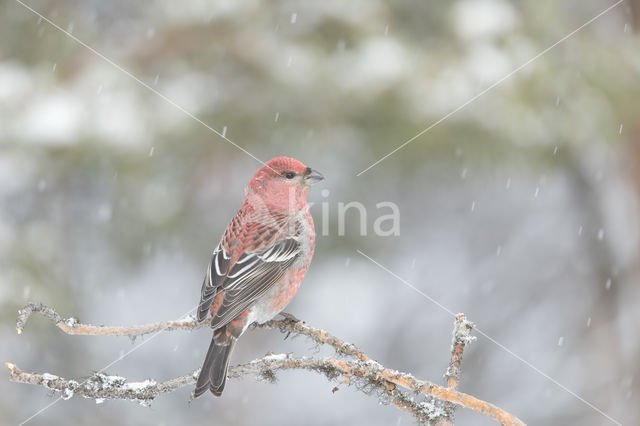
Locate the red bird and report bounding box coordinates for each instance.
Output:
[194,157,323,397]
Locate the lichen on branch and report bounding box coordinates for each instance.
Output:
[8,302,525,425]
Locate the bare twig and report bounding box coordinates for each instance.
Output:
[10,303,525,425]
[16,302,207,337]
[445,314,475,389]
[15,303,369,364]
[436,313,476,425]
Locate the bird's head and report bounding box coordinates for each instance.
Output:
[247,157,324,211]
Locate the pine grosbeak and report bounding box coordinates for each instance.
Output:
[194,157,323,397]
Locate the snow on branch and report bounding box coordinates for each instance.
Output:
[8,302,525,425]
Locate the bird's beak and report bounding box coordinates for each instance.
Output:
[304,167,324,185]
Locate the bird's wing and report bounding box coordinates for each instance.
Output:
[197,207,302,326]
[197,242,230,321]
[210,237,301,328]
[197,206,254,322]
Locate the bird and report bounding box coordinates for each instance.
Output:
[193,156,324,397]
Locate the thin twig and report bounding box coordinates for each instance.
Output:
[16,302,208,337]
[16,302,371,361]
[10,302,525,425]
[16,303,370,365]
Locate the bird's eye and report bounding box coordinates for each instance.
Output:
[284,172,296,179]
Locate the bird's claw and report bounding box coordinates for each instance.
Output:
[279,311,300,322]
[279,312,300,340]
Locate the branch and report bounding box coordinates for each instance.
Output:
[16,302,208,337]
[5,361,194,406]
[9,303,525,425]
[16,303,370,364]
[6,357,522,425]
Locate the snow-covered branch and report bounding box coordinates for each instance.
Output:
[8,302,525,425]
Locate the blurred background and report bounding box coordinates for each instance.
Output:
[1,0,639,425]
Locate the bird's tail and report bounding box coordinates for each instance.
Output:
[194,334,237,398]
